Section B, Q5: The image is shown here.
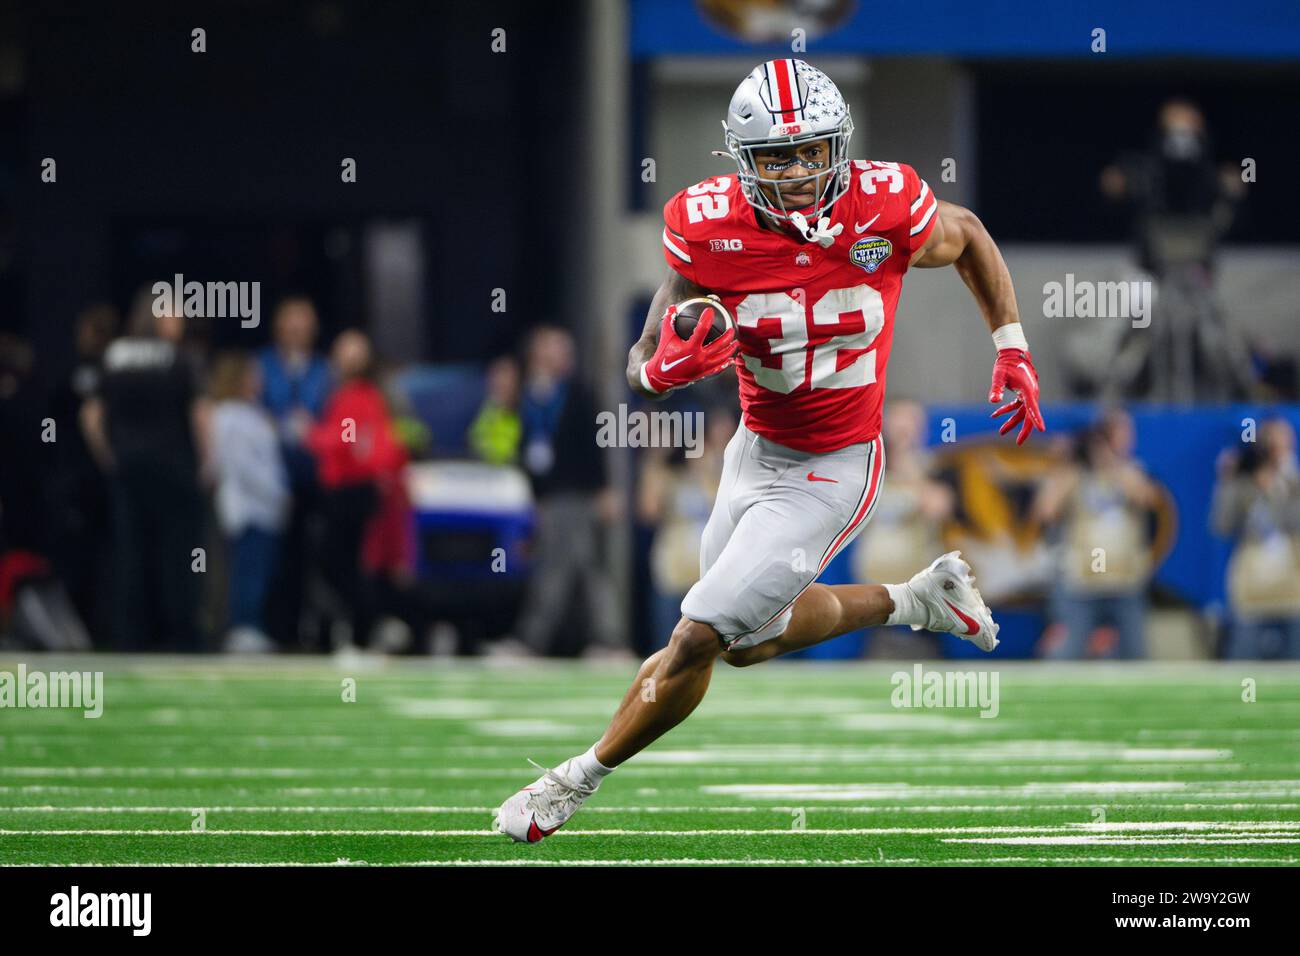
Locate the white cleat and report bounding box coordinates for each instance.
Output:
[492,757,598,844]
[904,551,1000,652]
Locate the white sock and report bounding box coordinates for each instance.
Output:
[572,744,613,786]
[884,582,926,628]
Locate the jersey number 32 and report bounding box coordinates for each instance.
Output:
[735,285,884,394]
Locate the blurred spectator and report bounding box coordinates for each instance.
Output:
[0,332,91,650]
[384,371,433,461]
[639,410,735,650]
[468,355,523,465]
[853,400,954,587]
[45,305,118,643]
[0,333,48,556]
[209,352,290,653]
[1034,409,1160,659]
[1100,98,1244,276]
[259,296,332,647]
[361,368,432,653]
[81,290,207,651]
[1211,419,1300,658]
[514,325,621,655]
[308,329,407,649]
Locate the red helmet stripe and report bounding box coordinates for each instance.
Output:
[772,59,796,122]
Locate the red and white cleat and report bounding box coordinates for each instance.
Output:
[906,551,1000,652]
[492,758,598,844]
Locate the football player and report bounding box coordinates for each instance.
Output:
[495,59,1044,843]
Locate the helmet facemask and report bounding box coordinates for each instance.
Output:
[724,113,854,225]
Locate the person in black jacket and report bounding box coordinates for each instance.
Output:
[82,293,208,651]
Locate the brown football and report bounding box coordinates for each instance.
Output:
[671,297,733,345]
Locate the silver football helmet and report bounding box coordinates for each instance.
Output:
[721,59,854,223]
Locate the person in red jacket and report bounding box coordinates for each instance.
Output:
[308,330,408,648]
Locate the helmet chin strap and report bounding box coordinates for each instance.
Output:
[788,210,843,248]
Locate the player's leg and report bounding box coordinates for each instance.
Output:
[492,421,751,843]
[492,615,723,843]
[721,580,894,666]
[584,422,756,762]
[718,435,999,665]
[721,552,1002,668]
[593,615,722,765]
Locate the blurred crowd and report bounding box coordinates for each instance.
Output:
[0,292,440,653]
[864,404,1299,659]
[1,289,1297,659]
[0,294,630,658]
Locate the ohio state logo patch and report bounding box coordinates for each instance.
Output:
[850,236,892,273]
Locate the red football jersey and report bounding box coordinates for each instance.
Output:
[662,161,938,453]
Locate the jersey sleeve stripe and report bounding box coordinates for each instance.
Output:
[910,197,938,237]
[909,179,931,215]
[662,227,692,264]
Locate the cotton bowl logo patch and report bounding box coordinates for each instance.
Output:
[850,236,892,273]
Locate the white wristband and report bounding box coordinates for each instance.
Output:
[639,361,661,394]
[992,323,1029,353]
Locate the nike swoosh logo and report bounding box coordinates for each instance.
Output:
[944,599,980,637]
[527,817,560,842]
[854,214,881,233]
[661,355,690,372]
[806,471,838,483]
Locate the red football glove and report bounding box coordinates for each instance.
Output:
[989,348,1046,445]
[641,301,738,394]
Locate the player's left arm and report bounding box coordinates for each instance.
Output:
[910,200,1046,445]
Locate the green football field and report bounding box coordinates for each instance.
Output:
[1,655,1299,866]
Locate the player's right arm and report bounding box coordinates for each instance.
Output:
[626,267,726,400]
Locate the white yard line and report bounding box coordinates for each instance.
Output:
[3,803,1299,814]
[0,856,1292,866]
[701,781,1300,800]
[6,822,1300,837]
[948,836,1300,845]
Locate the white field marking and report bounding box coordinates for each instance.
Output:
[387,699,502,718]
[0,787,427,797]
[1138,728,1300,739]
[468,720,586,737]
[0,859,895,867]
[700,781,1300,801]
[830,714,992,733]
[3,766,1280,783]
[6,803,1300,815]
[386,696,881,719]
[8,823,1300,838]
[631,743,1231,765]
[946,836,1300,845]
[925,857,1298,864]
[1,856,1294,867]
[0,767,780,779]
[13,766,1271,783]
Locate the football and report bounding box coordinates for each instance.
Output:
[671,296,734,345]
